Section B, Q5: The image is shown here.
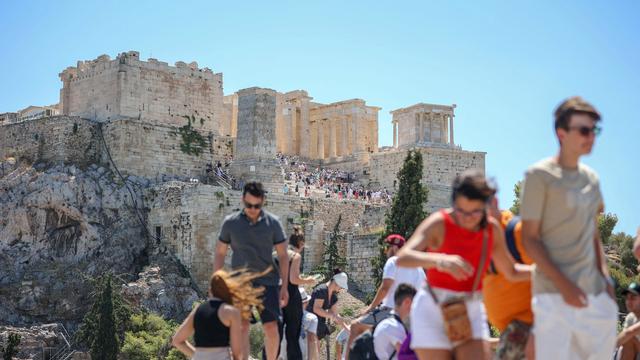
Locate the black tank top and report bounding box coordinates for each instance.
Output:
[193,299,230,347]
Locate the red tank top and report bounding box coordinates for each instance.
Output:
[426,210,493,292]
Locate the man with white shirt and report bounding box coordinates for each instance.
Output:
[346,234,425,359]
[373,284,416,360]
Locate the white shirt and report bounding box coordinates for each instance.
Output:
[381,256,426,308]
[299,311,319,360]
[373,314,407,360]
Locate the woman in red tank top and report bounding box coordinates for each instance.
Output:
[396,170,531,360]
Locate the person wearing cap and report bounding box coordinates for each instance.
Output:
[306,269,348,341]
[521,97,617,359]
[299,287,319,360]
[616,283,640,359]
[346,234,425,359]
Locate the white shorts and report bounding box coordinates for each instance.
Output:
[532,292,618,360]
[410,287,489,350]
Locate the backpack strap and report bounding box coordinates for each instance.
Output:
[505,216,523,264]
[388,314,407,360]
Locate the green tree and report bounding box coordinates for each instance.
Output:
[1,333,21,360]
[598,213,618,245]
[372,150,428,288]
[313,215,348,281]
[509,180,522,215]
[90,275,120,360]
[77,275,131,355]
[120,311,187,360]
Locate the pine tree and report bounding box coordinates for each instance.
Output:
[371,150,428,288]
[90,275,120,360]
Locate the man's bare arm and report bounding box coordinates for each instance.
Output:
[522,219,587,307]
[364,279,393,313]
[213,240,229,272]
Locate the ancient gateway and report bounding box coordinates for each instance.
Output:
[0,51,485,293]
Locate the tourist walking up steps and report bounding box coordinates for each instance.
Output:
[521,97,617,360]
[213,182,290,360]
[172,269,266,360]
[396,170,531,360]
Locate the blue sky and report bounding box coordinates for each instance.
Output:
[1,1,638,234]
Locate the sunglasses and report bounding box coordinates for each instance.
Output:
[454,207,485,218]
[244,201,263,209]
[568,125,602,137]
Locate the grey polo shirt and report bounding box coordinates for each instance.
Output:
[218,210,287,286]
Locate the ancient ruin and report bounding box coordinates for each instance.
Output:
[0,51,486,346]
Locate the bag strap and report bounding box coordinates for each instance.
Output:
[471,227,489,293]
[426,227,489,303]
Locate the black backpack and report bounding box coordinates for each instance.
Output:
[349,313,406,360]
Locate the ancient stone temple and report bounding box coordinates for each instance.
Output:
[391,103,456,148]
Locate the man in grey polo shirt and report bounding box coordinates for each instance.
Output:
[214,181,290,360]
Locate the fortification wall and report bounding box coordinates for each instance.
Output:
[147,184,387,291]
[60,51,223,134]
[0,116,98,167]
[100,118,233,181]
[369,146,486,213]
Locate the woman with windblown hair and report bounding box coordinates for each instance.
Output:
[172,268,268,360]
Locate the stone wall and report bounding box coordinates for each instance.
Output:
[100,118,233,181]
[147,184,387,291]
[369,146,486,213]
[0,116,98,167]
[60,51,224,134]
[347,233,380,293]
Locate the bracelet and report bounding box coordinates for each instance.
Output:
[435,258,445,271]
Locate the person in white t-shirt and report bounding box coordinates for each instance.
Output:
[346,234,425,359]
[299,287,319,360]
[373,284,416,360]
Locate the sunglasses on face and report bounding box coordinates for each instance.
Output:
[244,201,263,209]
[454,207,485,218]
[568,125,602,137]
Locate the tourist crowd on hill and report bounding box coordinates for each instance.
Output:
[277,153,392,204]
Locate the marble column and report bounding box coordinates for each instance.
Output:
[450,114,455,145]
[341,116,348,156]
[317,119,325,159]
[329,119,337,158]
[285,107,294,154]
[393,120,397,148]
[428,113,434,143]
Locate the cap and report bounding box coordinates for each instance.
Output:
[332,272,349,290]
[299,287,311,302]
[384,234,406,248]
[623,282,640,296]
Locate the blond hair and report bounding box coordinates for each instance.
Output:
[209,268,270,320]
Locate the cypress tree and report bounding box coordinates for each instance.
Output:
[371,150,428,288]
[90,275,120,360]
